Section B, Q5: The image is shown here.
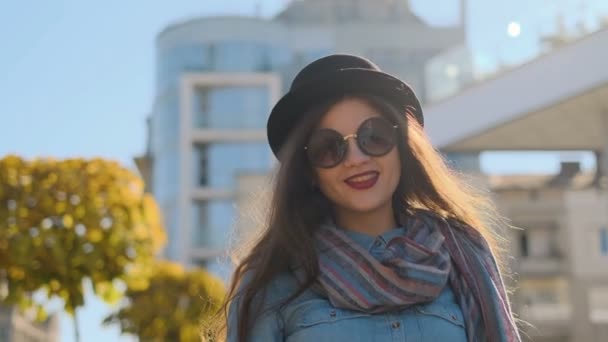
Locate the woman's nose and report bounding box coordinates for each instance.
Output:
[342,137,371,167]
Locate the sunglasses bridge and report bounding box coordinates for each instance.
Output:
[341,133,358,142]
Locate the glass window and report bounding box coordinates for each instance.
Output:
[424,45,474,103]
[193,143,271,188]
[153,152,179,201]
[193,86,270,129]
[212,41,280,72]
[157,44,211,90]
[193,88,209,128]
[194,145,208,186]
[519,232,529,257]
[159,203,179,260]
[213,42,259,71]
[157,42,291,91]
[152,91,179,153]
[191,200,234,249]
[528,229,553,258]
[517,223,559,258]
[157,41,290,94]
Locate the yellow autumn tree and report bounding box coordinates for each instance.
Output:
[104,261,226,342]
[0,155,166,341]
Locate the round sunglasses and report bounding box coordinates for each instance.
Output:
[304,116,399,168]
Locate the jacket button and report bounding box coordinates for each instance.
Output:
[329,310,336,317]
[391,322,401,329]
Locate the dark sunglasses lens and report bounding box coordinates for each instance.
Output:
[357,117,396,156]
[307,130,345,168]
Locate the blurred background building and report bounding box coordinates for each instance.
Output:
[135,0,608,341]
[492,163,608,341]
[0,305,59,342]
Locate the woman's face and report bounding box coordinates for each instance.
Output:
[310,98,401,218]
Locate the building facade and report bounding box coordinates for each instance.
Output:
[152,17,285,277]
[491,163,608,342]
[0,306,58,342]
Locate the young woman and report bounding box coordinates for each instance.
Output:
[223,54,521,341]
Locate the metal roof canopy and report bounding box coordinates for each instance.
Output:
[425,27,608,153]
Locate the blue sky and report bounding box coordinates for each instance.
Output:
[1,1,607,341]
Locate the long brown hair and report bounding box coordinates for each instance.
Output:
[217,93,509,342]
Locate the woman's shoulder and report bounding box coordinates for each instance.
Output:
[234,269,302,308]
[227,270,299,341]
[237,268,300,291]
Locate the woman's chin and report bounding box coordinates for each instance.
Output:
[340,200,386,215]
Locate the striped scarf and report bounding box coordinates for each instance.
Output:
[310,210,521,342]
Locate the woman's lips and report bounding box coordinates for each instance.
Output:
[344,171,379,190]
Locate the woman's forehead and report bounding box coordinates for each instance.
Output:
[317,98,382,132]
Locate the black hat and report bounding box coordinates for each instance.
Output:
[266,54,424,159]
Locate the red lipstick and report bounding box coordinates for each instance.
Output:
[344,171,379,190]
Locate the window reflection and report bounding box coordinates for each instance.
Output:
[153,152,179,200]
[191,200,234,249]
[159,203,178,259]
[192,143,270,188]
[157,41,291,90]
[152,91,179,153]
[192,86,269,129]
[153,39,292,263]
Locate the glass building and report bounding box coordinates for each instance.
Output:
[151,17,292,277]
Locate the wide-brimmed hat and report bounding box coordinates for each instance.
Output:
[266,54,424,159]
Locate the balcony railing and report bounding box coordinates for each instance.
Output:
[519,303,571,323]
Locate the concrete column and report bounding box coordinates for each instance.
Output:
[570,110,608,342]
[570,278,592,342]
[571,110,608,341]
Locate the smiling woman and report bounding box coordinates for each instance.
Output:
[219,54,522,342]
[307,99,403,237]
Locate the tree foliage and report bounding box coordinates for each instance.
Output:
[0,155,166,317]
[104,261,226,342]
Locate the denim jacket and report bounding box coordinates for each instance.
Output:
[227,228,468,342]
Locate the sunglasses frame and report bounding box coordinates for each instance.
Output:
[304,116,399,168]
